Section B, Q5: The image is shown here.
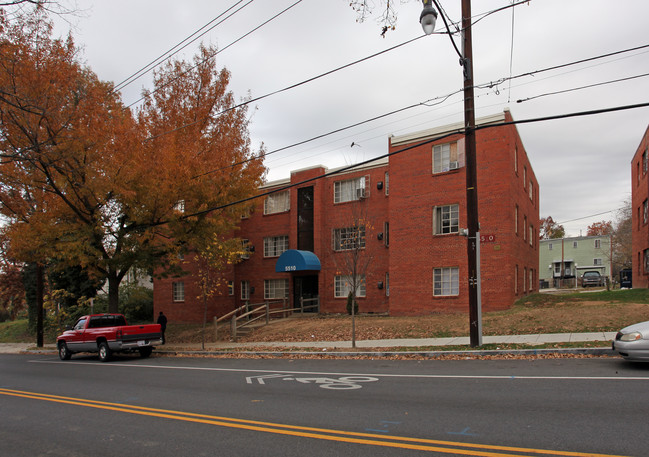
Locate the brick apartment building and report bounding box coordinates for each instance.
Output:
[154,109,539,323]
[632,123,649,288]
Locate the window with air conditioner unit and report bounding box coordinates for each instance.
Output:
[334,176,369,203]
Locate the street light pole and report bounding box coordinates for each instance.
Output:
[421,0,481,347]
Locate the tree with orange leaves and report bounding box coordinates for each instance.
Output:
[586,220,613,236]
[0,9,266,325]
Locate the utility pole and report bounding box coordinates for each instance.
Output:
[461,0,481,347]
[420,0,481,347]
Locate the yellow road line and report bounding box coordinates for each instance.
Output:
[0,388,627,457]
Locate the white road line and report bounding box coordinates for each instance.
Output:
[28,359,649,381]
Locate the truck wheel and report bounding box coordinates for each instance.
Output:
[98,342,111,362]
[139,347,153,358]
[58,342,71,361]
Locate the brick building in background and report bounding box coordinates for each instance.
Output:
[632,124,649,288]
[154,109,539,323]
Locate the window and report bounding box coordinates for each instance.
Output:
[529,269,534,292]
[172,281,185,302]
[264,279,289,300]
[228,281,234,296]
[523,216,527,241]
[334,275,366,298]
[384,172,389,195]
[434,204,459,234]
[644,249,649,273]
[548,243,553,251]
[433,267,459,296]
[514,265,519,295]
[529,181,533,201]
[241,281,250,301]
[174,200,185,213]
[433,142,461,174]
[514,205,519,235]
[644,148,648,175]
[594,258,603,266]
[384,221,390,247]
[595,239,601,249]
[264,190,290,215]
[529,225,534,246]
[644,200,648,224]
[333,226,366,251]
[514,145,518,174]
[523,267,527,291]
[385,273,390,297]
[573,241,578,248]
[240,239,251,259]
[264,235,289,257]
[334,176,367,203]
[523,166,527,189]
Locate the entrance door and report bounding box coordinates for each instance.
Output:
[294,275,319,313]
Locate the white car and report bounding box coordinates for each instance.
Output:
[613,321,649,361]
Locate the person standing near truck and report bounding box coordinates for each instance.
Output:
[157,311,168,344]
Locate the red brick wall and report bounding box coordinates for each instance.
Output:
[387,109,539,316]
[632,125,649,288]
[154,110,540,322]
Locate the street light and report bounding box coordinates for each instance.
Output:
[420,0,482,347]
[419,1,438,35]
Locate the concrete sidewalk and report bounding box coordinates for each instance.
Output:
[0,332,618,355]
[164,331,617,351]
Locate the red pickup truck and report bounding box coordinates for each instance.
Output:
[57,313,162,362]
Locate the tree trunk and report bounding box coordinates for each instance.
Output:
[36,263,44,348]
[107,274,120,314]
[351,294,356,348]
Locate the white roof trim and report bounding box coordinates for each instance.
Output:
[390,111,507,146]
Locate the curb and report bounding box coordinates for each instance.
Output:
[154,347,617,359]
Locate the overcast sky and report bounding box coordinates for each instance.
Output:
[47,0,649,237]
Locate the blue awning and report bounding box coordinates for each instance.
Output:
[275,250,321,273]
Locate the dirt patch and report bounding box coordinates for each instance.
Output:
[166,300,649,344]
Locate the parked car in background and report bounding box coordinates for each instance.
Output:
[581,270,604,287]
[613,321,649,361]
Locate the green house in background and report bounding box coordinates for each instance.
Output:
[539,235,612,288]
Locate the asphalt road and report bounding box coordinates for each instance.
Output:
[1,352,647,456]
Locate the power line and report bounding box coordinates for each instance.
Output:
[113,0,253,93]
[168,101,649,226]
[557,208,624,225]
[191,43,649,179]
[126,0,303,109]
[516,72,649,103]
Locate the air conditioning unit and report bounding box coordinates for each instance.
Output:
[449,161,459,170]
[356,187,366,199]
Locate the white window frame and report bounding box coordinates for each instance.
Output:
[384,172,389,196]
[228,281,234,296]
[264,190,290,215]
[333,226,366,251]
[433,142,462,174]
[433,204,459,235]
[334,176,367,203]
[263,235,289,258]
[172,281,185,302]
[594,258,603,266]
[241,280,250,301]
[334,275,366,298]
[433,267,459,296]
[385,273,390,297]
[264,279,289,300]
[595,239,601,249]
